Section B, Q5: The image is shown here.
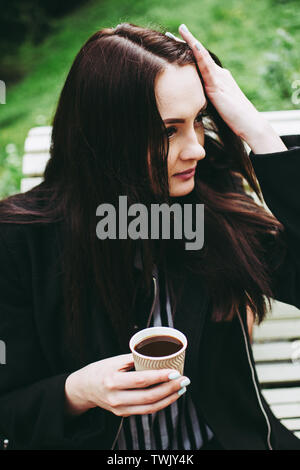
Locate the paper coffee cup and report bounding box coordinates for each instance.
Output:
[129,326,187,375]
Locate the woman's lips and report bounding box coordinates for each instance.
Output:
[173,168,196,180]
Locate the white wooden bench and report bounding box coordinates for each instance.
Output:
[253,300,300,439]
[20,110,300,442]
[20,126,52,193]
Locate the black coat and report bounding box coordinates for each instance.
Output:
[1,135,300,450]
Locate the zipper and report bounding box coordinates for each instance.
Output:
[111,276,158,450]
[237,311,273,450]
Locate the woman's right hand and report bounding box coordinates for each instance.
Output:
[65,353,190,417]
[177,24,287,154]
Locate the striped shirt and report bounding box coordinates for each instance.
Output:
[116,265,213,450]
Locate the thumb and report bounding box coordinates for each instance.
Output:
[115,353,135,371]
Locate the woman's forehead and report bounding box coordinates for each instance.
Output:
[155,64,206,121]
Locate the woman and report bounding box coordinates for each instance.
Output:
[0,22,300,450]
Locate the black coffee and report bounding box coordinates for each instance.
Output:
[134,335,183,357]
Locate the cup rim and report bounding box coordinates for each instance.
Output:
[129,326,187,361]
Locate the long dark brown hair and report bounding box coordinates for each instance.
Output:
[0,23,285,365]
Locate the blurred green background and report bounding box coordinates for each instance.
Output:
[0,0,299,198]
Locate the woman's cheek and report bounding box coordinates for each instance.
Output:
[167,148,176,177]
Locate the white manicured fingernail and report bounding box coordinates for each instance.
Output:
[168,371,181,380]
[180,378,191,387]
[165,31,186,43]
[180,24,189,33]
[195,42,201,51]
[178,386,187,396]
[165,32,177,39]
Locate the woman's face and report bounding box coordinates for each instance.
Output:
[155,64,207,197]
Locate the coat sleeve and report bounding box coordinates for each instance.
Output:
[249,134,300,308]
[0,225,110,450]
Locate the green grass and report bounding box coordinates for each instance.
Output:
[1,0,300,197]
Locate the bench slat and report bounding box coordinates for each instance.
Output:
[280,418,300,431]
[253,319,300,341]
[264,301,300,320]
[20,177,43,192]
[267,122,300,136]
[24,135,51,153]
[253,341,296,362]
[261,110,300,136]
[22,153,50,176]
[28,126,52,136]
[256,363,300,384]
[270,403,300,419]
[262,387,300,405]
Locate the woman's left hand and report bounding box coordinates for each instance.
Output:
[178,24,287,154]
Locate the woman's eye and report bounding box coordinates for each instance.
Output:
[165,112,207,139]
[166,127,176,138]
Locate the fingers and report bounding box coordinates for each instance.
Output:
[178,24,206,54]
[111,368,183,390]
[118,375,190,407]
[178,24,217,78]
[103,353,134,371]
[117,353,135,372]
[106,373,191,416]
[104,369,190,412]
[92,359,192,417]
[116,387,187,417]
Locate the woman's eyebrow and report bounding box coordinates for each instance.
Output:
[163,101,208,124]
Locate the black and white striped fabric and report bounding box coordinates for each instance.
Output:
[116,266,214,450]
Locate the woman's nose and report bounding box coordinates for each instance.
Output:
[179,139,206,161]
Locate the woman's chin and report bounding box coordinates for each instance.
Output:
[169,179,195,197]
